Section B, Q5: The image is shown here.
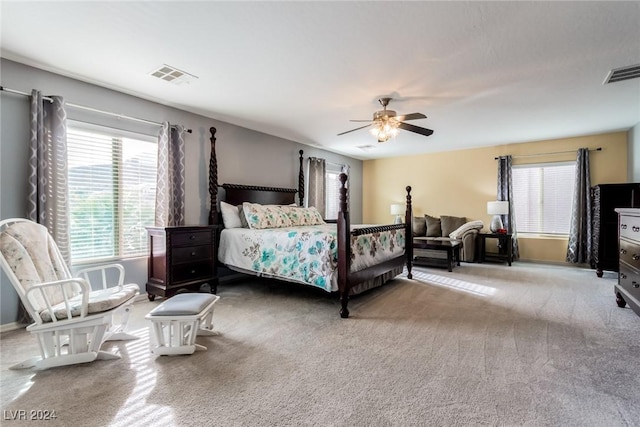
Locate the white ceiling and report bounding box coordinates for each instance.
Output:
[2,1,639,160]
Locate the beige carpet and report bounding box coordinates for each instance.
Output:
[1,262,638,427]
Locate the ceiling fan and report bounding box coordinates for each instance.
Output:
[337,97,434,142]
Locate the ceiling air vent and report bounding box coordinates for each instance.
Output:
[357,145,377,151]
[603,64,640,84]
[149,64,198,85]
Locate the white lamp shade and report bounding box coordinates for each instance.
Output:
[390,204,404,215]
[487,201,509,215]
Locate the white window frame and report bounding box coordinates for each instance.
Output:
[67,121,157,265]
[512,161,575,236]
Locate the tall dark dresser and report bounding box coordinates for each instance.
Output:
[591,183,640,277]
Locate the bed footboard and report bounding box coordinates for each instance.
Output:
[336,174,412,318]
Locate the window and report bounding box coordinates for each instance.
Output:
[512,162,575,235]
[324,163,344,220]
[67,123,157,263]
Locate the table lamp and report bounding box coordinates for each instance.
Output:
[487,201,509,232]
[390,204,404,224]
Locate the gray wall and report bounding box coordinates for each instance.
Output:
[0,59,363,326]
[629,121,640,182]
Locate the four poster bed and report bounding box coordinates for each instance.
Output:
[207,127,414,318]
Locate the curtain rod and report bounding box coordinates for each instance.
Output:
[0,85,192,133]
[494,147,601,160]
[308,156,345,169]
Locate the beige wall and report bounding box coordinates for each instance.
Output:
[363,131,629,263]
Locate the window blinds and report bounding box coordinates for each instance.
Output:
[67,125,157,262]
[512,163,575,235]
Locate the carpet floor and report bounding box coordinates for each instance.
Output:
[0,262,638,427]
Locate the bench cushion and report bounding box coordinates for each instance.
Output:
[39,284,139,322]
[148,293,218,316]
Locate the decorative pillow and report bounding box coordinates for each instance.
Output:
[286,206,326,226]
[242,202,292,229]
[449,220,484,239]
[412,216,426,236]
[440,215,467,237]
[425,215,442,237]
[220,201,244,228]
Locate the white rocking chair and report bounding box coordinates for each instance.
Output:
[0,218,140,370]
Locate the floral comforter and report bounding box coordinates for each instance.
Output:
[218,224,405,292]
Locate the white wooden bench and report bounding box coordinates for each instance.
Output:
[145,293,220,356]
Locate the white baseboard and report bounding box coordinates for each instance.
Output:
[134,293,153,303]
[0,321,25,333]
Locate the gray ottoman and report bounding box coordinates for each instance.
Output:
[145,293,220,356]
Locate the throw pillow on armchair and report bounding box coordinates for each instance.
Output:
[440,215,467,237]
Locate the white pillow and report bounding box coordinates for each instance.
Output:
[220,201,244,229]
[449,220,484,239]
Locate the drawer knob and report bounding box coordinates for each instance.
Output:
[191,251,196,256]
[621,224,627,229]
[189,235,196,240]
[634,281,640,289]
[634,254,640,261]
[191,269,196,274]
[620,249,627,255]
[620,273,627,279]
[634,226,640,233]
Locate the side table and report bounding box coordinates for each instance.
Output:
[478,233,513,266]
[146,225,220,301]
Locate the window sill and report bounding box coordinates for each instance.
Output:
[517,233,569,240]
[71,254,147,267]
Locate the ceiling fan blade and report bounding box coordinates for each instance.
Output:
[349,119,375,122]
[398,122,434,137]
[394,112,427,121]
[337,123,373,136]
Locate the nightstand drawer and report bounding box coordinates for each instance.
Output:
[171,262,213,284]
[620,215,640,241]
[171,231,213,247]
[619,239,640,269]
[619,264,640,301]
[172,245,212,264]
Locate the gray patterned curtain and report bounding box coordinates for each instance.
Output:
[24,90,69,324]
[155,123,186,227]
[27,90,70,265]
[307,157,326,215]
[497,155,519,260]
[566,148,592,263]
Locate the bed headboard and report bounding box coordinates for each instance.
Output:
[208,127,305,224]
[221,184,297,206]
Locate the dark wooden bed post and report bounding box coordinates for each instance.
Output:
[337,173,351,318]
[208,127,218,225]
[298,150,304,206]
[405,186,413,279]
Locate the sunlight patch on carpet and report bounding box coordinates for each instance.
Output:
[110,327,176,427]
[411,270,497,297]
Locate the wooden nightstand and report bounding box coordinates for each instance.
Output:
[145,225,219,301]
[478,233,513,266]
